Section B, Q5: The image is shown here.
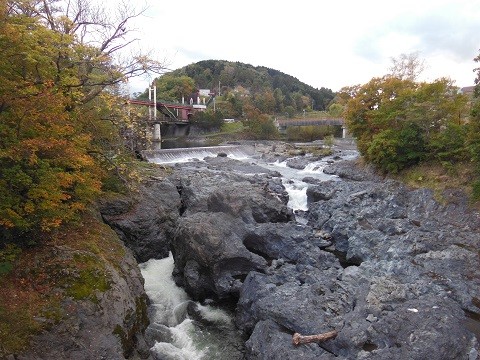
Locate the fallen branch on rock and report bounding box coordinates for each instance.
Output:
[292,330,338,345]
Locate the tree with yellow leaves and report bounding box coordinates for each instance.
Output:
[0,0,165,244]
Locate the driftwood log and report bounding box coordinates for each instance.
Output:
[292,330,338,345]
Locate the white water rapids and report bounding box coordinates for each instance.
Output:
[140,145,358,359]
[139,255,244,360]
[266,159,336,212]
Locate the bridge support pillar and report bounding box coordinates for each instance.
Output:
[152,123,162,149]
[342,126,347,139]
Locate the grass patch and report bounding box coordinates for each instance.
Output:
[64,253,111,302]
[395,161,478,206]
[0,244,22,276]
[292,145,334,157]
[220,121,245,134]
[286,125,336,142]
[0,304,43,355]
[199,122,246,144]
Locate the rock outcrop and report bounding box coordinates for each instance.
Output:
[100,178,182,263]
[236,159,480,359]
[15,218,151,360]
[169,157,294,301]
[99,145,480,359]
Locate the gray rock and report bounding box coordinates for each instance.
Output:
[245,320,336,360]
[306,180,339,202]
[286,155,323,170]
[172,212,267,300]
[17,244,150,360]
[100,178,181,262]
[96,144,479,359]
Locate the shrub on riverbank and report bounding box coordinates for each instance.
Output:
[337,52,480,201]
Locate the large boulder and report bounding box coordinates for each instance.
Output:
[100,178,181,262]
[174,160,292,224]
[170,159,295,301]
[172,211,267,300]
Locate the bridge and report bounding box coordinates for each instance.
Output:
[127,99,206,123]
[128,86,215,149]
[274,118,348,138]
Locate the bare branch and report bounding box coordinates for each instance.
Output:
[7,0,166,105]
[388,52,426,81]
[292,330,338,346]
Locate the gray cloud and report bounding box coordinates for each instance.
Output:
[355,7,480,62]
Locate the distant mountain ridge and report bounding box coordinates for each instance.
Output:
[168,60,335,111]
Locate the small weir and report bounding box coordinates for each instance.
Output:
[142,145,255,164]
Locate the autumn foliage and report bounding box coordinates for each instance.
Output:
[0,11,96,242]
[0,0,162,244]
[341,76,472,173]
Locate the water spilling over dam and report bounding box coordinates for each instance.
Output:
[142,145,256,164]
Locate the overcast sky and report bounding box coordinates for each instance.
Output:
[128,0,480,94]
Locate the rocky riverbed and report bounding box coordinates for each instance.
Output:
[101,140,480,359]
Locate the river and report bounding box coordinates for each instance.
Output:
[139,143,358,359]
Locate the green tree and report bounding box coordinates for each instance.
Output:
[152,75,196,102]
[366,122,425,173]
[428,122,468,163]
[242,104,279,140]
[328,103,344,117]
[468,49,480,198]
[469,99,480,199]
[343,75,468,173]
[273,88,285,113]
[284,106,296,119]
[191,110,224,131]
[253,90,275,114]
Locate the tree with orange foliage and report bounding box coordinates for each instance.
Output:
[0,0,165,244]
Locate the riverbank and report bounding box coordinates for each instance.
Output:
[4,140,478,359]
[102,141,479,359]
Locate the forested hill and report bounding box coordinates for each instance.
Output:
[152,60,335,112]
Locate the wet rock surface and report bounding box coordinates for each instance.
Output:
[102,142,480,359]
